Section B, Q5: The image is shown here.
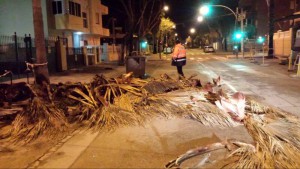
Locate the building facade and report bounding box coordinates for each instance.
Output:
[47,0,109,47]
[0,0,111,75]
[0,0,109,47]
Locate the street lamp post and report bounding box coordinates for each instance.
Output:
[159,5,169,59]
[190,28,196,48]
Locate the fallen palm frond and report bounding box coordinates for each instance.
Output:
[158,89,240,127]
[246,99,270,114]
[68,75,145,129]
[165,140,254,168]
[215,92,246,121]
[165,89,300,168]
[10,97,68,143]
[166,141,229,168]
[143,80,182,94]
[228,115,300,169]
[187,101,240,127]
[2,72,300,169]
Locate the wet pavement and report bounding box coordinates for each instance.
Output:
[1,49,300,168]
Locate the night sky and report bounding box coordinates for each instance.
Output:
[102,0,239,39]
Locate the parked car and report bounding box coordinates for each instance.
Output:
[203,46,215,53]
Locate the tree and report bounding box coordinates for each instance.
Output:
[119,0,163,55]
[158,17,175,49]
[32,0,49,85]
[158,17,175,34]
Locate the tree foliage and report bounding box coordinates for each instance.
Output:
[158,17,175,35]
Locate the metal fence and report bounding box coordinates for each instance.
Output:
[66,47,85,69]
[0,33,58,82]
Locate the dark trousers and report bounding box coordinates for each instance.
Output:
[176,66,184,76]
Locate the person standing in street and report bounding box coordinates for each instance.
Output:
[172,40,187,79]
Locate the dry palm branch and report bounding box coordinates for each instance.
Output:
[7,84,68,143]
[67,74,148,129]
[165,91,300,168]
[66,73,238,130]
[67,73,211,129]
[67,73,233,130]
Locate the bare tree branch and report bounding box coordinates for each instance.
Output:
[146,0,157,30]
[120,0,132,19]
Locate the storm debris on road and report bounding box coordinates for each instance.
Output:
[1,73,300,168]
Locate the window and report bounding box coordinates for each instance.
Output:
[69,1,81,17]
[52,0,63,14]
[96,13,100,24]
[83,12,88,28]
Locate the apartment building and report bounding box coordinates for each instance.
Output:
[238,0,269,37]
[0,0,109,47]
[239,0,300,35]
[47,0,109,47]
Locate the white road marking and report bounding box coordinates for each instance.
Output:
[199,63,238,93]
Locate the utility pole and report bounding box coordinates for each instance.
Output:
[236,7,245,58]
[159,30,162,59]
[268,0,274,58]
[112,18,116,53]
[241,8,245,58]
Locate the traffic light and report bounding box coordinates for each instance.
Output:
[233,31,244,41]
[257,36,265,44]
[141,41,147,48]
[234,32,242,39]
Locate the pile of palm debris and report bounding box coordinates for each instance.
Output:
[1,73,300,168]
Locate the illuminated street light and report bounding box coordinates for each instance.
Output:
[199,5,210,16]
[190,28,196,34]
[172,25,176,29]
[175,33,178,36]
[163,5,169,11]
[197,16,204,22]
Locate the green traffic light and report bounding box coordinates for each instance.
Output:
[141,41,147,48]
[233,31,243,41]
[257,36,265,44]
[235,33,242,39]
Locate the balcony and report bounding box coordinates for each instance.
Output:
[55,14,88,32]
[102,28,110,37]
[100,4,108,15]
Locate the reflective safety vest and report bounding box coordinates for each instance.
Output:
[172,44,186,59]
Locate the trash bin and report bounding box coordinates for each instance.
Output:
[125,56,146,77]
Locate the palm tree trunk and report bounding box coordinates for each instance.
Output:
[32,0,50,85]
